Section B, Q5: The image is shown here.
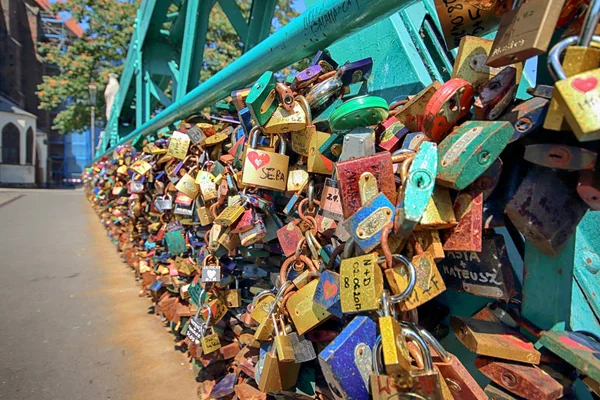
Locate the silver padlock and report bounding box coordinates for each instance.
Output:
[338,127,376,161]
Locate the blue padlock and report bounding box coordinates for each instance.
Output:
[343,192,395,253]
[238,107,253,136]
[319,315,377,400]
[313,269,343,318]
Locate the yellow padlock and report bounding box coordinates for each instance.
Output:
[241,128,289,191]
[549,36,600,141]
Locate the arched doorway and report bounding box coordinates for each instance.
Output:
[2,123,20,164]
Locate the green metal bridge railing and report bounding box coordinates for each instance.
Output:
[95,0,424,161]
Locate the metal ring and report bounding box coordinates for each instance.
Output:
[402,327,433,371]
[377,255,416,304]
[372,335,384,375]
[579,1,600,47]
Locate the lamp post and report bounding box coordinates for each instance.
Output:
[88,80,97,161]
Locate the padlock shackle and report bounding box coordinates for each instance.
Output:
[411,323,452,363]
[579,0,600,47]
[372,335,385,375]
[296,95,312,123]
[402,327,433,371]
[548,35,600,81]
[379,255,417,304]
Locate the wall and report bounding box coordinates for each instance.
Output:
[0,164,34,183]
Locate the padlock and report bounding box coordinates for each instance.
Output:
[524,144,597,170]
[275,82,294,112]
[175,166,200,199]
[319,316,377,400]
[272,313,295,362]
[437,121,512,190]
[340,252,384,314]
[505,167,588,256]
[305,73,343,109]
[487,0,567,67]
[292,65,322,91]
[186,303,210,345]
[338,128,376,161]
[423,78,475,143]
[387,241,445,311]
[214,201,245,227]
[128,174,145,194]
[415,324,489,400]
[201,325,222,354]
[165,229,186,256]
[307,130,334,175]
[399,326,445,400]
[344,193,395,254]
[416,187,457,230]
[413,230,445,262]
[246,71,278,126]
[285,278,331,335]
[549,36,600,141]
[473,66,517,120]
[195,169,217,202]
[336,152,396,219]
[222,278,241,308]
[263,100,306,134]
[395,141,438,238]
[544,3,600,132]
[166,130,191,160]
[311,49,338,72]
[258,347,283,393]
[476,356,564,400]
[154,193,173,212]
[329,95,389,132]
[434,1,511,50]
[394,82,441,132]
[231,87,251,111]
[201,256,221,283]
[499,97,549,143]
[452,36,524,94]
[442,190,483,252]
[338,57,373,85]
[439,232,517,300]
[379,291,412,387]
[377,116,410,153]
[578,169,600,209]
[129,159,152,175]
[451,316,541,364]
[241,129,289,191]
[238,213,267,246]
[319,177,344,222]
[276,221,304,258]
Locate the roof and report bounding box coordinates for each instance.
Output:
[0,95,38,119]
[34,0,84,38]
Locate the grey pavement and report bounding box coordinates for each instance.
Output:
[0,189,198,400]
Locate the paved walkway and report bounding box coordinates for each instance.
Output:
[0,189,198,400]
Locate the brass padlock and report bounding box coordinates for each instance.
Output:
[241,128,289,191]
[272,313,295,362]
[549,36,600,141]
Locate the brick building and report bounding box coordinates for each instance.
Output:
[0,0,83,185]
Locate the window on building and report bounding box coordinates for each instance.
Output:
[26,128,34,164]
[2,123,20,165]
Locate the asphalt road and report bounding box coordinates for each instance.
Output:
[0,189,198,400]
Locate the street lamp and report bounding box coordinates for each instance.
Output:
[88,80,97,161]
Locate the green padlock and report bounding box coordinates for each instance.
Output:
[329,95,389,132]
[396,141,438,238]
[436,121,512,190]
[246,71,278,126]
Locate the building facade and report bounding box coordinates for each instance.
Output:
[0,0,83,185]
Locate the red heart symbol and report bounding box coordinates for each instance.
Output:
[323,280,338,300]
[247,151,270,170]
[572,76,598,93]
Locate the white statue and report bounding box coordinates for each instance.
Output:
[104,73,120,121]
[96,130,104,152]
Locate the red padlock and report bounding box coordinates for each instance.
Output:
[422,78,475,143]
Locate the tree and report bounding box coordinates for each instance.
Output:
[37,0,138,134]
[38,0,300,135]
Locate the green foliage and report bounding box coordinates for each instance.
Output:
[37,0,138,134]
[38,0,301,134]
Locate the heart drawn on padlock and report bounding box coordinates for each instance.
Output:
[247,151,270,170]
[206,269,217,280]
[323,280,338,299]
[572,77,598,93]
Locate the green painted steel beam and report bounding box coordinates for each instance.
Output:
[94,0,420,160]
[244,0,276,52]
[219,0,249,43]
